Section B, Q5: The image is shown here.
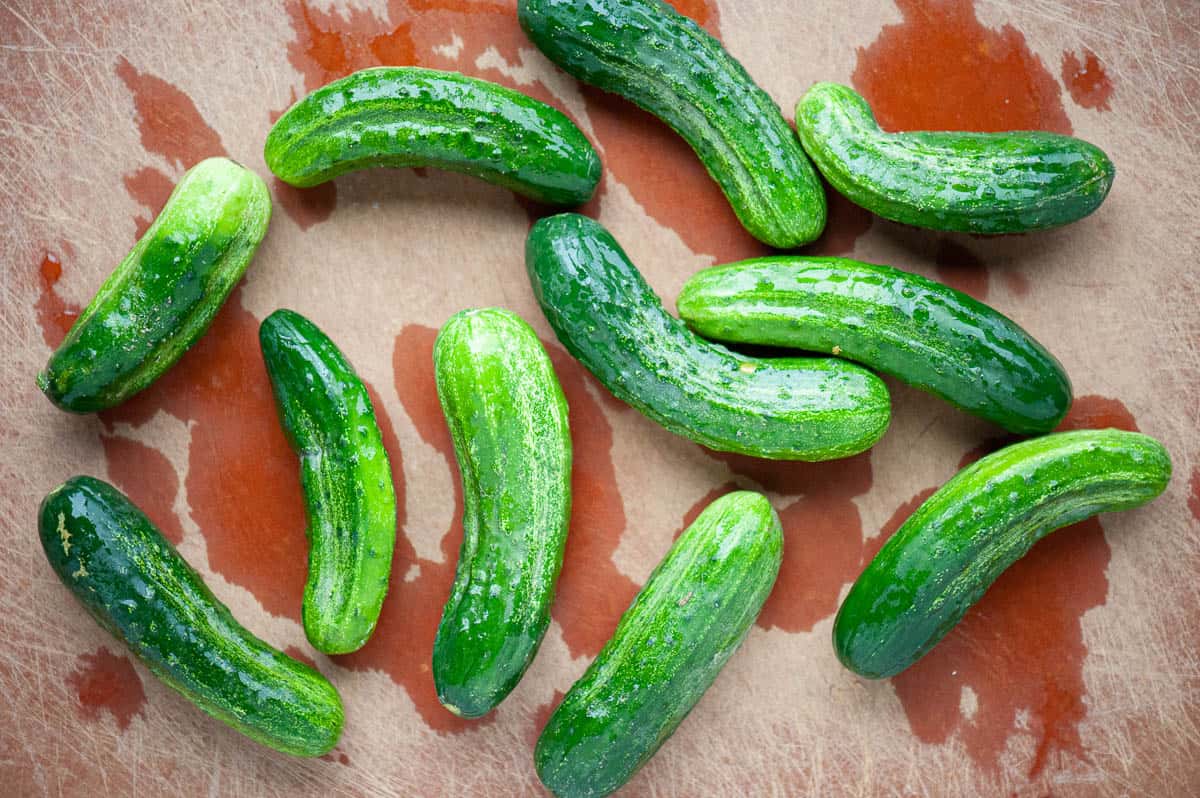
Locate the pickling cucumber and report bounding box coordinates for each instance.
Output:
[265,67,601,206]
[676,257,1071,434]
[834,429,1171,679]
[536,491,782,798]
[37,157,270,413]
[259,310,397,655]
[432,308,572,719]
[518,0,826,247]
[39,476,344,756]
[525,213,890,460]
[795,82,1115,233]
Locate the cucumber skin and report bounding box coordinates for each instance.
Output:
[535,491,783,798]
[796,82,1115,234]
[518,0,826,248]
[37,157,270,413]
[525,213,890,461]
[834,430,1171,680]
[39,476,344,757]
[432,308,572,719]
[676,257,1072,435]
[264,67,601,206]
[259,310,397,655]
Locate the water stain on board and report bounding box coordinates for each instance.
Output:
[934,238,988,300]
[115,57,228,168]
[34,252,80,349]
[99,433,185,545]
[1061,49,1113,112]
[66,647,146,732]
[122,167,176,239]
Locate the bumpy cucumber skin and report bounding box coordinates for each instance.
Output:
[526,214,890,461]
[518,0,826,247]
[796,82,1115,233]
[259,310,397,655]
[264,67,601,206]
[676,257,1072,434]
[432,308,572,719]
[39,476,344,756]
[37,157,270,413]
[834,430,1171,680]
[536,491,782,798]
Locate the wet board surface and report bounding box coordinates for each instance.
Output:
[1,1,1198,795]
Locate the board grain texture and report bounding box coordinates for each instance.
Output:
[1,1,1198,796]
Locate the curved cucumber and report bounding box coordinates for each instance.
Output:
[676,257,1071,434]
[518,0,825,247]
[39,476,344,756]
[265,67,601,206]
[526,214,890,460]
[432,308,571,719]
[834,429,1171,679]
[536,491,782,798]
[796,82,1115,233]
[259,309,397,655]
[38,157,270,413]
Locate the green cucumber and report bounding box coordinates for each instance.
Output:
[525,214,890,460]
[536,491,782,798]
[37,157,270,413]
[834,429,1171,679]
[518,0,826,247]
[795,82,1115,233]
[264,66,601,206]
[676,257,1071,434]
[259,309,397,655]
[432,308,571,719]
[39,476,344,756]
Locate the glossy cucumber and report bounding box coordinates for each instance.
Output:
[834,429,1171,679]
[795,82,1115,233]
[518,0,826,247]
[265,67,601,206]
[536,491,782,798]
[37,157,270,413]
[260,310,396,655]
[676,257,1071,434]
[39,476,344,756]
[432,308,571,719]
[526,214,890,460]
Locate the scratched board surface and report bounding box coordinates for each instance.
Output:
[1,0,1198,795]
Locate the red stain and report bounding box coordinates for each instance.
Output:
[528,689,566,747]
[272,179,338,230]
[66,647,146,732]
[1189,467,1200,523]
[34,252,80,348]
[801,183,874,257]
[934,238,988,300]
[1002,270,1031,298]
[1057,394,1137,433]
[122,167,175,239]
[283,0,416,92]
[115,57,228,168]
[1061,49,1113,111]
[852,0,1072,136]
[99,434,184,545]
[284,645,318,669]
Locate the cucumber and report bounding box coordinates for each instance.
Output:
[795,82,1115,233]
[39,476,344,756]
[259,310,397,655]
[834,429,1171,679]
[518,0,826,247]
[535,491,782,798]
[525,213,890,461]
[37,157,270,413]
[432,308,571,719]
[676,257,1071,434]
[264,67,601,206]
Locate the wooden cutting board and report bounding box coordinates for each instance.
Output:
[2,1,1197,795]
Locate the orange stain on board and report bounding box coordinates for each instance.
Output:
[1061,49,1114,112]
[272,178,339,231]
[115,57,228,168]
[99,434,185,545]
[34,252,80,349]
[123,167,175,239]
[801,184,874,257]
[66,647,146,732]
[934,238,988,300]
[529,689,566,747]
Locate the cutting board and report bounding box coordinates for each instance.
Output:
[2,1,1198,795]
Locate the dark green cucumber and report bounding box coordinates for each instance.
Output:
[536,490,782,798]
[259,309,396,655]
[264,66,601,206]
[39,476,343,756]
[676,257,1071,434]
[795,82,1115,233]
[525,214,890,460]
[518,0,825,247]
[835,429,1171,679]
[38,157,270,412]
[432,308,571,719]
